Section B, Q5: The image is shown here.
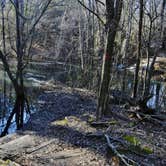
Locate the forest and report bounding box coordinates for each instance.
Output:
[0,0,165,165]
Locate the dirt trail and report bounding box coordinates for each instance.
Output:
[0,85,108,166]
[0,84,165,166]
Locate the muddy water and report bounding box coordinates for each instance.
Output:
[0,61,165,134]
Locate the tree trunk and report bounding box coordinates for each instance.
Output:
[0,84,25,137]
[162,27,166,49]
[97,0,123,119]
[160,0,166,48]
[143,20,153,97]
[1,3,7,111]
[78,5,84,70]
[155,83,161,109]
[133,0,144,98]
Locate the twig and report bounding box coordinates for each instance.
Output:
[95,0,105,6]
[77,0,105,25]
[87,132,150,158]
[105,134,139,166]
[126,110,166,127]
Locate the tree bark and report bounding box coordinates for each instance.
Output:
[133,0,144,98]
[160,0,166,48]
[97,0,123,119]
[143,20,153,97]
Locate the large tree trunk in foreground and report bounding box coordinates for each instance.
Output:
[97,0,123,119]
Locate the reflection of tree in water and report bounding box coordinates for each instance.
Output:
[155,83,161,110]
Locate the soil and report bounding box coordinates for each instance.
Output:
[0,83,166,166]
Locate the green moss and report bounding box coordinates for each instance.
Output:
[123,135,140,146]
[123,135,153,155]
[141,146,153,154]
[53,117,68,126]
[88,116,95,123]
[0,159,18,166]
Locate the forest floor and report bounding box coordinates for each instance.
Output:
[0,83,166,166]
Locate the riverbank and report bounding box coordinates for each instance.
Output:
[0,84,166,166]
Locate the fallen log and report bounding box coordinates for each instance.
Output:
[0,135,35,159]
[0,133,19,145]
[90,121,118,128]
[26,139,56,154]
[48,149,83,160]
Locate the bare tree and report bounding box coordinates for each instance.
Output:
[97,0,123,119]
[0,0,52,137]
[160,0,166,47]
[133,0,144,98]
[143,0,159,97]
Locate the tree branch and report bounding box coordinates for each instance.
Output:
[95,0,105,6]
[0,51,17,88]
[22,0,53,48]
[105,134,139,166]
[77,0,105,25]
[9,0,32,20]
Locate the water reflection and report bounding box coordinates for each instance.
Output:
[110,70,165,111]
[147,82,165,110]
[0,68,37,134]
